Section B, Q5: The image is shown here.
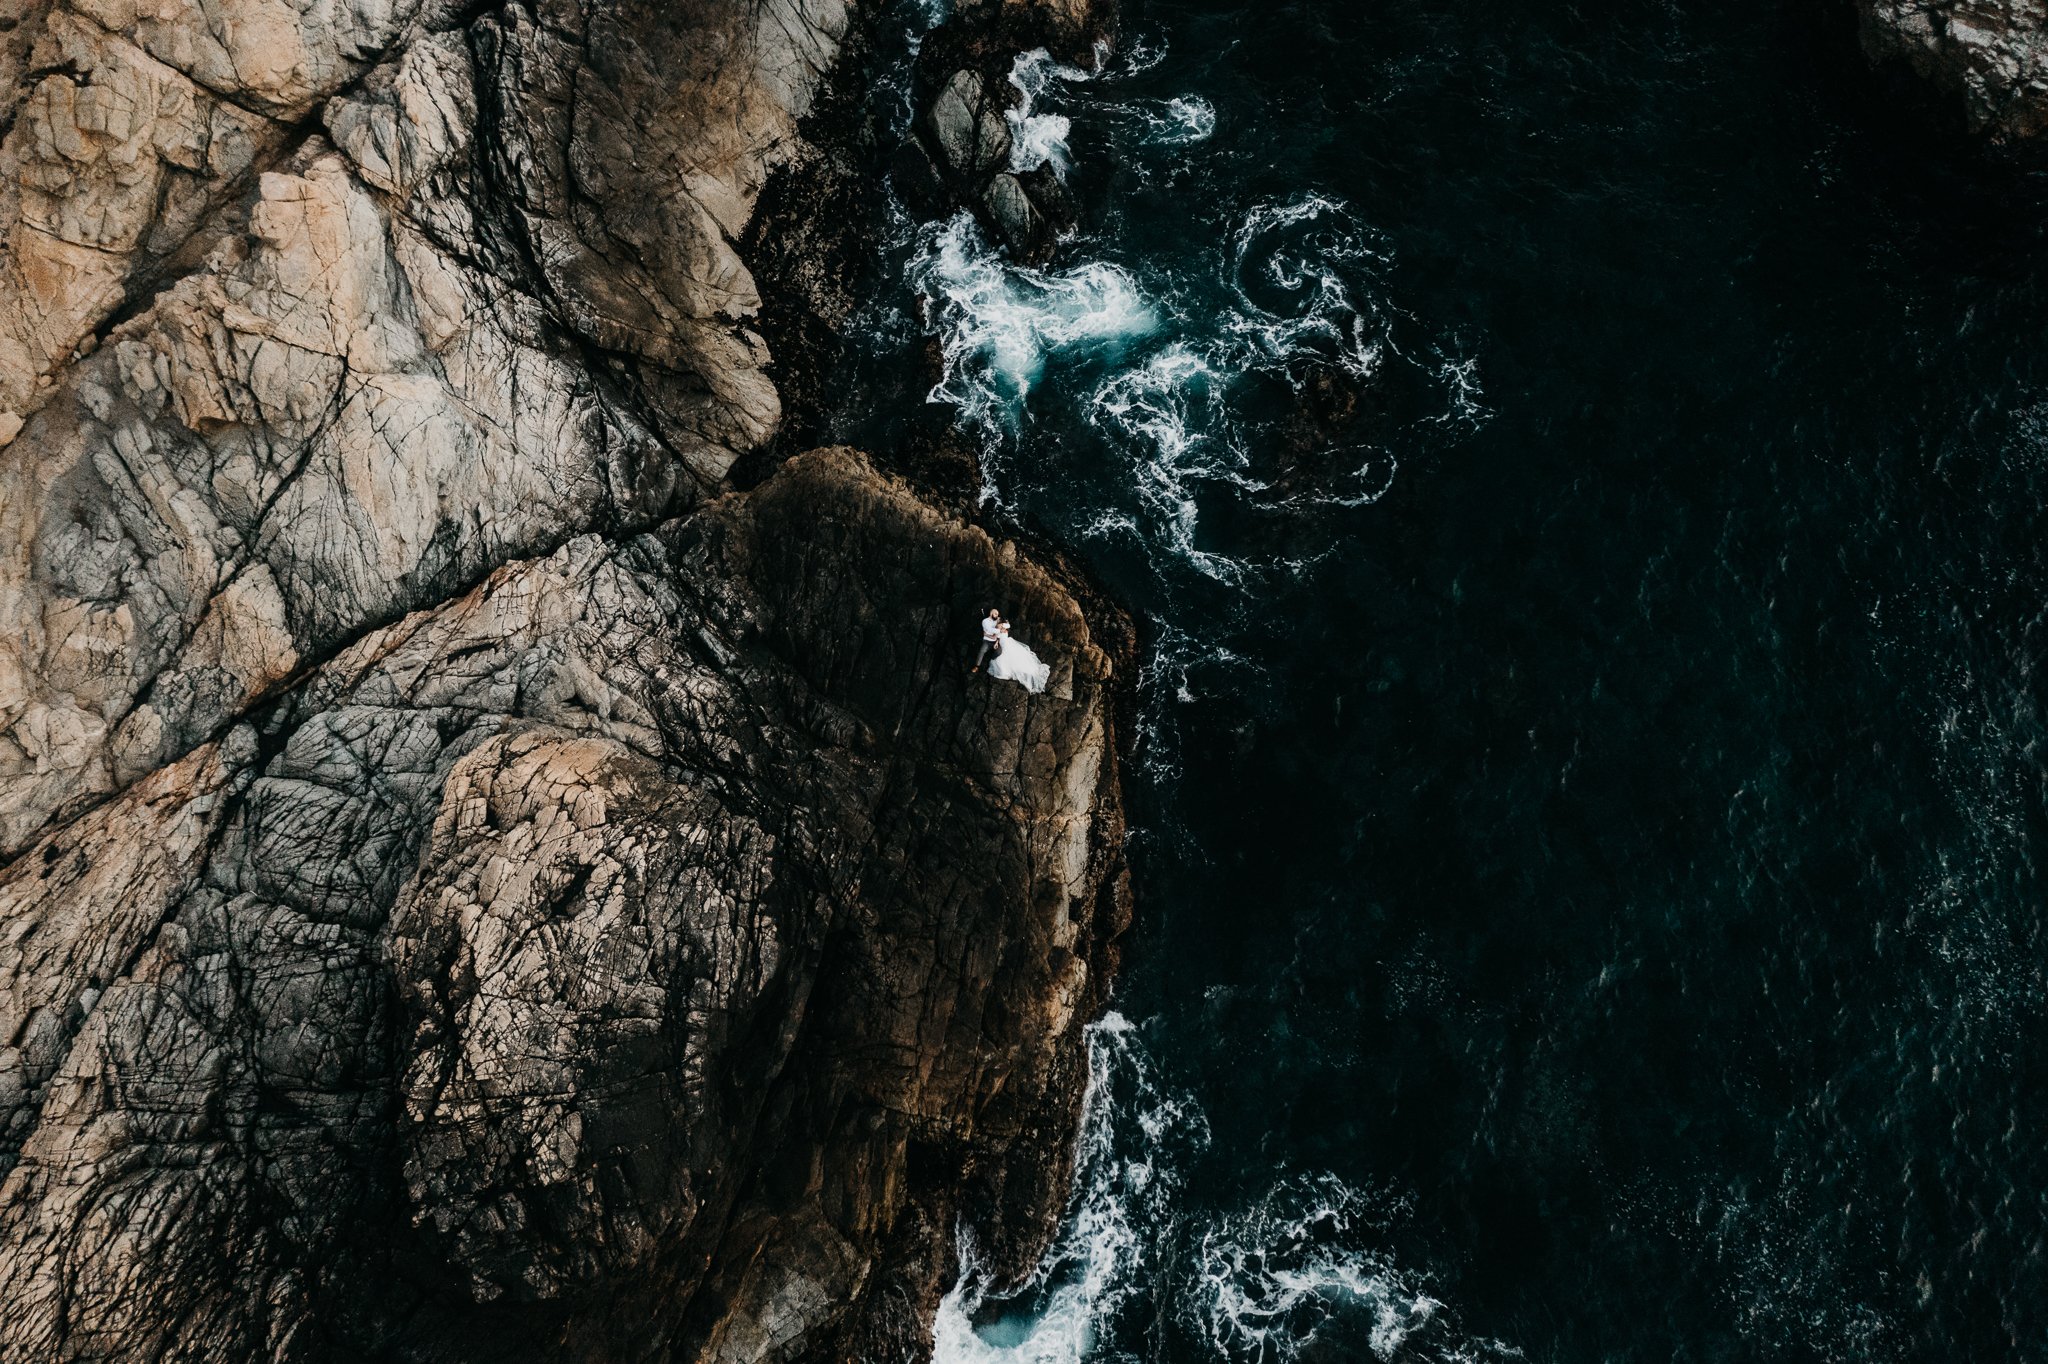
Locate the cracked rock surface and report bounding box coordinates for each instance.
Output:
[0,0,1128,1358]
[1859,0,2048,137]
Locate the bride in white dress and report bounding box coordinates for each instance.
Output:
[986,621,1051,694]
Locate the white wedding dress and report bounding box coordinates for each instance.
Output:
[987,633,1051,694]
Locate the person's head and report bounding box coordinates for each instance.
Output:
[987,607,1001,619]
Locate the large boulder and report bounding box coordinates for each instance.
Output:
[927,68,1015,183]
[983,170,1049,257]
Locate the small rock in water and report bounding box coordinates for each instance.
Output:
[1277,363,1371,459]
[983,171,1047,258]
[1018,162,1078,236]
[928,68,1013,182]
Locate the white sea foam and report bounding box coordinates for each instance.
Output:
[907,214,1160,427]
[1004,40,1213,178]
[1223,192,1393,376]
[902,187,1472,602]
[1114,33,1169,76]
[931,1013,1201,1364]
[1087,344,1252,581]
[1189,1177,1446,1362]
[932,1017,1516,1364]
[1434,352,1489,426]
[1007,49,1084,175]
[1141,93,1217,145]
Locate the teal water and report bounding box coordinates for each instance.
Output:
[834,3,2048,1360]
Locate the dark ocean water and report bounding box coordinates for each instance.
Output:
[832,3,2048,1360]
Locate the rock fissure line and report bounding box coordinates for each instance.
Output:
[0,0,1137,1356]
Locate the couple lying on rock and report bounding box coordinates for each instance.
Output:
[972,606,1051,693]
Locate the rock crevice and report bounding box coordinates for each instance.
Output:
[0,0,1129,1358]
[1859,0,2048,138]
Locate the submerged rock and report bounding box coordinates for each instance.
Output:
[1859,0,2048,138]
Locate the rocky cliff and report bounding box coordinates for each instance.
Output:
[0,0,1126,1360]
[1858,1,2048,137]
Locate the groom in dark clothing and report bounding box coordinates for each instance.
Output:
[970,607,1003,673]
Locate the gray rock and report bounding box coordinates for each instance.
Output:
[927,68,1013,182]
[983,170,1048,258]
[1860,0,2048,137]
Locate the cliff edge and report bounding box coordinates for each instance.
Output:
[0,0,1125,1360]
[1858,1,2048,137]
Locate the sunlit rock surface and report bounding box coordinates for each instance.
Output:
[0,0,1129,1357]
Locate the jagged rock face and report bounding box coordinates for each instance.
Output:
[0,447,1128,1361]
[0,0,1131,1358]
[1859,0,2048,137]
[0,0,867,852]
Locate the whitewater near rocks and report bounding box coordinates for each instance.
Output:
[833,4,2048,1363]
[2,0,2042,1360]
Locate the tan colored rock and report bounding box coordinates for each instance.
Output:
[66,0,423,117]
[0,0,868,856]
[0,0,1131,1359]
[0,11,284,414]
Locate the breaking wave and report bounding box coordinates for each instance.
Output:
[893,28,1484,780]
[932,1016,1520,1364]
[1007,48,1082,175]
[1002,47,1215,175]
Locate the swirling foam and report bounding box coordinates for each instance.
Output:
[1088,345,1251,581]
[1141,94,1217,145]
[1190,1178,1447,1362]
[932,1017,1518,1364]
[905,189,1479,724]
[907,214,1160,431]
[1223,192,1392,376]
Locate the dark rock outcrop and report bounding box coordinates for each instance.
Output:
[1,448,1128,1362]
[894,2,1113,265]
[1859,1,2048,137]
[0,0,1132,1358]
[930,68,1016,183]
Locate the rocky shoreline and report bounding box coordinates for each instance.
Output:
[1857,0,2048,139]
[3,0,2030,1357]
[0,0,1131,1359]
